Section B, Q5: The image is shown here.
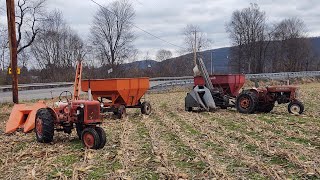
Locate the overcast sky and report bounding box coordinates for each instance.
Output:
[2,0,320,59]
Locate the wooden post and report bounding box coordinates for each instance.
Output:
[6,0,19,103]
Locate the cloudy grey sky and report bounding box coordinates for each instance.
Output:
[2,0,320,59]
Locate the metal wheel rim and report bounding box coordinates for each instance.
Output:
[240,97,250,109]
[290,104,301,114]
[36,118,43,138]
[83,132,94,148]
[146,105,150,113]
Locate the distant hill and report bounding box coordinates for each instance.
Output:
[124,60,158,69]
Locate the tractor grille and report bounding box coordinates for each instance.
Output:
[86,104,100,120]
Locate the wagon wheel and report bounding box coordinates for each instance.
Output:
[117,105,126,119]
[236,91,258,114]
[141,101,152,115]
[35,108,54,143]
[288,101,304,115]
[81,127,101,149]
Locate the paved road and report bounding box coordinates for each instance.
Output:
[0,81,169,103]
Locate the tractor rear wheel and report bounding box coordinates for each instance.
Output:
[288,101,304,115]
[35,108,54,143]
[236,91,258,114]
[95,127,107,149]
[141,101,152,115]
[81,127,101,149]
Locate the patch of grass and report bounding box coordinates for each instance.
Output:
[87,160,122,179]
[0,102,14,108]
[137,170,159,180]
[69,139,83,150]
[177,119,201,135]
[13,142,27,152]
[48,168,73,179]
[88,166,107,180]
[160,102,168,109]
[248,173,268,180]
[258,115,277,124]
[55,154,80,166]
[244,144,258,153]
[212,117,243,131]
[111,160,122,170]
[227,160,248,173]
[286,137,311,145]
[269,155,295,168]
[204,141,225,153]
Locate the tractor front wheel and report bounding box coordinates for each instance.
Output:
[35,108,54,143]
[95,127,107,149]
[81,127,101,149]
[236,91,258,114]
[288,101,304,115]
[141,101,152,115]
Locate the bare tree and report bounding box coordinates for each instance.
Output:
[182,24,211,67]
[90,0,135,72]
[271,18,312,71]
[31,11,86,81]
[226,3,267,73]
[0,24,8,71]
[156,49,172,62]
[16,0,47,54]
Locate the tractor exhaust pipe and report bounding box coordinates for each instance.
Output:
[88,79,93,101]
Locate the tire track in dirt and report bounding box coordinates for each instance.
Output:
[149,111,231,179]
[141,115,181,179]
[157,109,279,179]
[108,114,160,179]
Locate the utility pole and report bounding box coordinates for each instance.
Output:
[193,30,197,67]
[6,0,19,103]
[210,51,213,75]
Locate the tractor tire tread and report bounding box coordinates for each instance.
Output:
[35,108,54,143]
[236,91,258,114]
[81,127,101,149]
[95,127,107,149]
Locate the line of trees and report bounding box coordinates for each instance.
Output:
[0,0,139,84]
[226,3,315,73]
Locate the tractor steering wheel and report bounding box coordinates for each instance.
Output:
[59,91,73,102]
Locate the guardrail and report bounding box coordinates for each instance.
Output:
[1,71,320,92]
[150,71,320,89]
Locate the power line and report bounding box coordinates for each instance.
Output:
[90,0,185,49]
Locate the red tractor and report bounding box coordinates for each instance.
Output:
[6,61,106,149]
[236,86,304,114]
[34,91,106,149]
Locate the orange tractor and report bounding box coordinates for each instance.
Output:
[5,61,106,149]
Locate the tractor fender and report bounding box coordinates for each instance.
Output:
[243,88,259,95]
[45,107,58,123]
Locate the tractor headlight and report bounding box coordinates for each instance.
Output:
[79,104,85,108]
